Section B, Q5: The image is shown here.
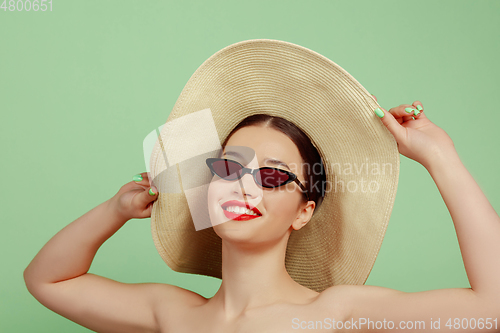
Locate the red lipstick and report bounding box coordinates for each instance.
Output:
[221,200,262,221]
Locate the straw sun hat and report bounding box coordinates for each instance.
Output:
[147,39,399,293]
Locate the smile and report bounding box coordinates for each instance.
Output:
[221,200,262,221]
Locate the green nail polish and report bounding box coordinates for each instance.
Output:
[414,110,420,116]
[133,174,143,182]
[405,107,415,114]
[416,105,423,111]
[149,188,155,196]
[374,108,384,118]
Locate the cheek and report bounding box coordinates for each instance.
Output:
[265,190,301,225]
[207,180,225,216]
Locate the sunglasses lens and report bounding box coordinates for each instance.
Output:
[257,168,291,188]
[209,159,294,188]
[211,160,242,180]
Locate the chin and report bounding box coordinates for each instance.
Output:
[212,215,264,243]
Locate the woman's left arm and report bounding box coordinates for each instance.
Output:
[374,98,500,302]
[324,99,500,332]
[426,145,500,300]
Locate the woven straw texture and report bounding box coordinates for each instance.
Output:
[149,39,399,293]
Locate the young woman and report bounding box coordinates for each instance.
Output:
[23,94,500,332]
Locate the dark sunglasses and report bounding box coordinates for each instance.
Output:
[206,158,309,201]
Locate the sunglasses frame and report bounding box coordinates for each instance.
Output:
[206,157,310,201]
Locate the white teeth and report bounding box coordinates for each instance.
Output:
[224,205,258,216]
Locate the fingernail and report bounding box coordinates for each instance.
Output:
[416,105,423,111]
[133,174,143,182]
[405,107,415,114]
[149,187,156,196]
[414,109,420,116]
[374,108,384,118]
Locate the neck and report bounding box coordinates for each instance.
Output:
[208,232,319,320]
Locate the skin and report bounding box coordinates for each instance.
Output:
[23,96,500,332]
[205,126,318,315]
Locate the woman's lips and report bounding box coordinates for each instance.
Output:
[222,209,261,221]
[220,199,262,221]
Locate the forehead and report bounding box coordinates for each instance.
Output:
[224,126,303,165]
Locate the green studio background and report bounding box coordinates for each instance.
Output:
[1,0,499,331]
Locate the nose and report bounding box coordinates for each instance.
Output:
[231,172,261,198]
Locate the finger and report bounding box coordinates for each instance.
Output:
[389,104,414,123]
[144,201,154,218]
[412,101,427,120]
[402,115,414,122]
[371,94,377,102]
[388,104,418,119]
[373,107,407,143]
[139,172,157,190]
[132,172,150,184]
[138,198,156,219]
[134,185,158,213]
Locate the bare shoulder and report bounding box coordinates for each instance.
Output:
[302,284,367,320]
[150,283,207,310]
[321,284,402,300]
[150,283,209,332]
[317,284,402,317]
[318,284,498,333]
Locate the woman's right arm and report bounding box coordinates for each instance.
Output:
[23,173,186,333]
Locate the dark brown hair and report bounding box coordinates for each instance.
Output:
[221,114,326,212]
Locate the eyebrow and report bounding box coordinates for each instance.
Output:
[222,151,291,171]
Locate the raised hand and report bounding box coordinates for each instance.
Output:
[108,172,159,221]
[372,95,455,169]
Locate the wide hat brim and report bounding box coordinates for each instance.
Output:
[149,39,399,293]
